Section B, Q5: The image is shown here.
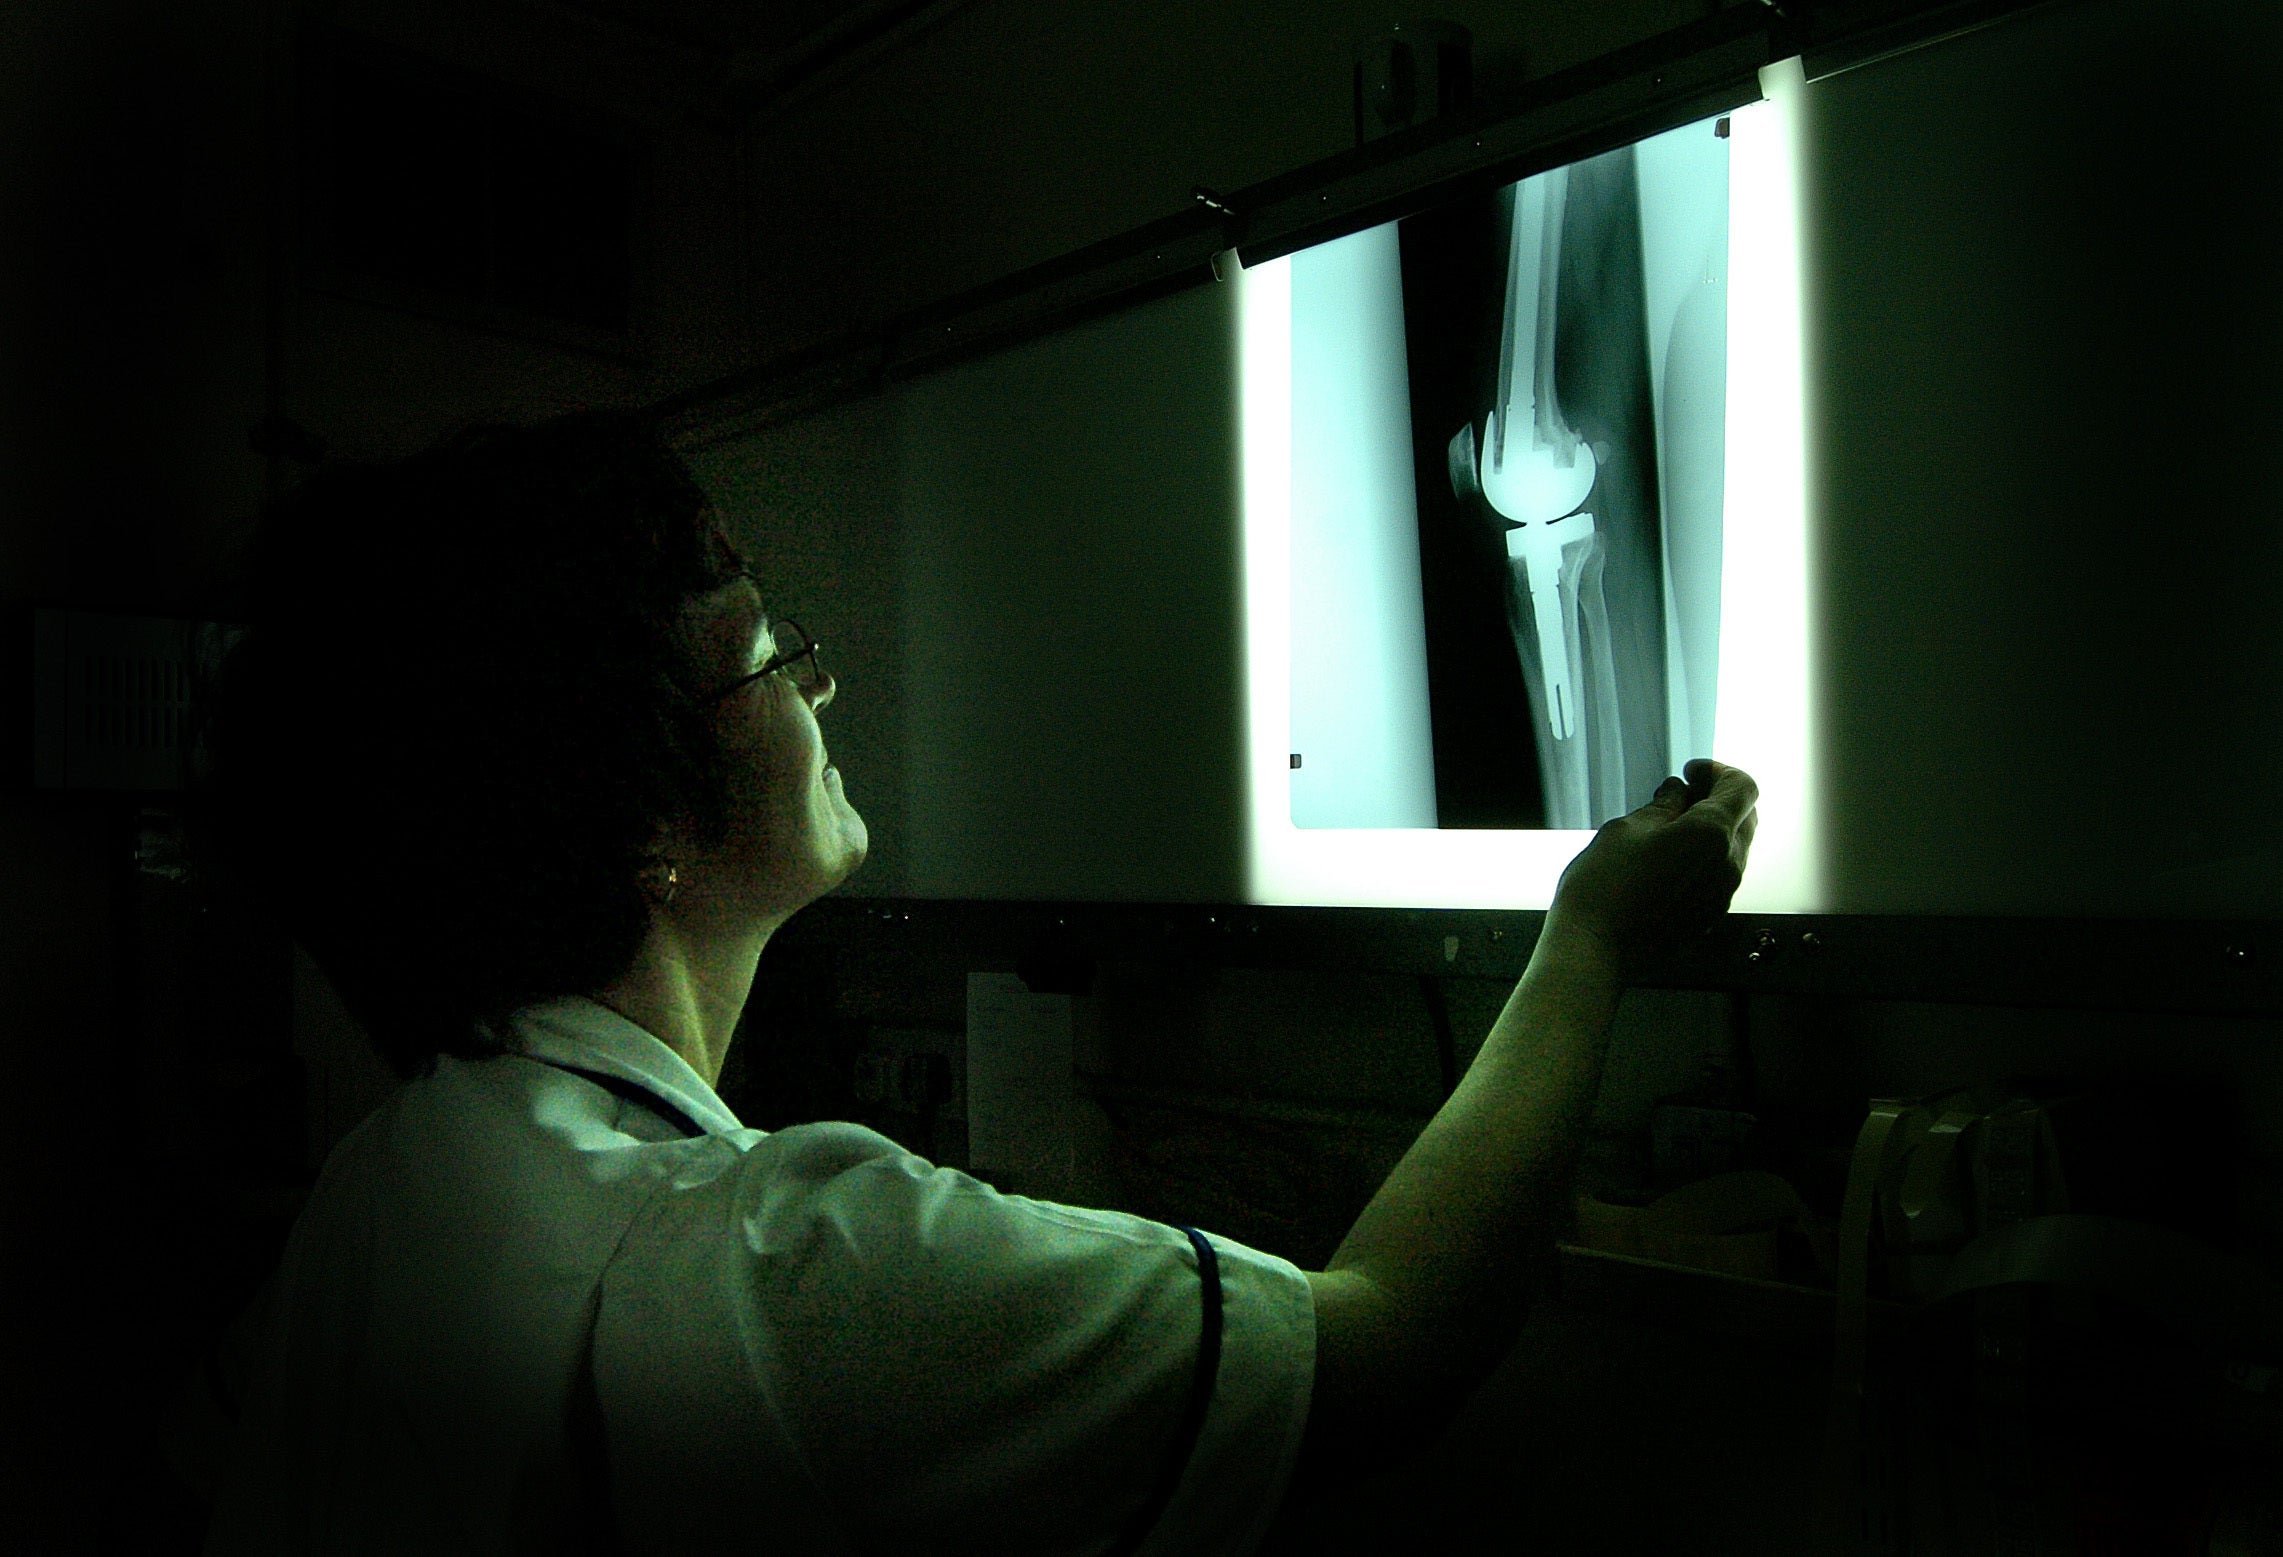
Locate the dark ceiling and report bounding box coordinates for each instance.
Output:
[554,0,883,57]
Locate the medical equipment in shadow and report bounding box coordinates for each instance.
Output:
[1826,1086,2281,1554]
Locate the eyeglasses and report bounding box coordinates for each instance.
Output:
[699,618,824,705]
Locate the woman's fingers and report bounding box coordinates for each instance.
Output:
[1680,761,1759,825]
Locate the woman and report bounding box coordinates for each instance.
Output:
[200,409,1756,1555]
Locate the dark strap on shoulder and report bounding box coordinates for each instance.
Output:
[530,1059,706,1140]
[1107,1225,1225,1557]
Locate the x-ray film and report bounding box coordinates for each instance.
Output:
[1284,114,1731,831]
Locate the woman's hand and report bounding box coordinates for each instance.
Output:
[1542,758,1759,981]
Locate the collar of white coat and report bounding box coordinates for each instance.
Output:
[505,994,747,1138]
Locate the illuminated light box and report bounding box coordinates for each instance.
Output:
[699,6,2283,926]
[1243,65,1817,912]
[694,66,1815,912]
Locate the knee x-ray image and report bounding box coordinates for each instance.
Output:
[1285,114,1730,830]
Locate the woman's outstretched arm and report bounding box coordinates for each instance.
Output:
[1295,760,1759,1482]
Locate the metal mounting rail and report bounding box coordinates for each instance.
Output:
[650,0,2056,449]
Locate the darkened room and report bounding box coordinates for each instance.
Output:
[4,1,2280,1551]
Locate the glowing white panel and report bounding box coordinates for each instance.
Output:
[1245,64,1816,910]
[1719,59,1821,913]
[1287,224,1438,828]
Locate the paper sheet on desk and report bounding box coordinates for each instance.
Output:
[965,972,1074,1201]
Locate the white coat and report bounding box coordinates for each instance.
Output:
[206,995,1315,1555]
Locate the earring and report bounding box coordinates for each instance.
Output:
[639,858,680,906]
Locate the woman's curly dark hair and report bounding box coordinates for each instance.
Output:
[197,408,749,1077]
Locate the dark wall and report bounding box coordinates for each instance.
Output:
[728,0,1709,359]
[2,7,273,1547]
[0,2,747,1547]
